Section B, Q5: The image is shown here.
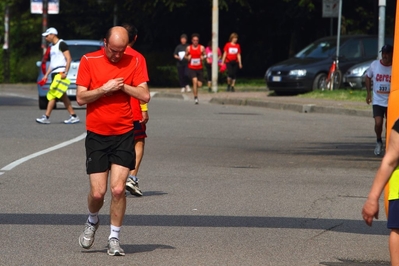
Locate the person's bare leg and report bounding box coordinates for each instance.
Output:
[109,164,129,227]
[60,93,75,115]
[192,77,198,98]
[375,116,383,140]
[129,139,145,177]
[45,99,56,117]
[88,172,108,213]
[389,229,399,266]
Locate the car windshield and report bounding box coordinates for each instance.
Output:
[295,39,337,59]
[68,44,102,61]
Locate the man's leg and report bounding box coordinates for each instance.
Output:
[374,115,384,155]
[88,172,108,213]
[109,164,129,227]
[107,164,129,256]
[390,229,399,266]
[127,138,145,196]
[130,139,145,177]
[79,171,108,249]
[375,116,384,140]
[60,93,75,115]
[45,99,56,117]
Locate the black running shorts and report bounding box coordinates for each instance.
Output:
[85,129,135,174]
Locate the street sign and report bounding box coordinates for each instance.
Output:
[31,0,59,14]
[322,0,339,18]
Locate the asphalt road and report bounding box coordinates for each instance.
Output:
[0,88,391,266]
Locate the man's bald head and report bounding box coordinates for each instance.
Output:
[104,26,129,63]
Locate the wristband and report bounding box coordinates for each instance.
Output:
[140,103,148,112]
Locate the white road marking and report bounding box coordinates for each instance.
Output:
[0,133,86,174]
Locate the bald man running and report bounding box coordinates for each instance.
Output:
[76,26,150,256]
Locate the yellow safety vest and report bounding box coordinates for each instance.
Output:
[47,74,70,99]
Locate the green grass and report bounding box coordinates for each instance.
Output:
[298,89,367,102]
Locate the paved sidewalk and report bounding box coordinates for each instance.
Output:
[152,88,372,117]
[0,83,372,117]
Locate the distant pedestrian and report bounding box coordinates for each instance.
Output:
[185,33,205,104]
[221,32,242,92]
[36,27,80,124]
[205,40,222,92]
[174,34,191,93]
[365,44,393,155]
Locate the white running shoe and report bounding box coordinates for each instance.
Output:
[186,85,192,92]
[374,141,383,156]
[126,177,143,197]
[181,87,186,93]
[36,115,50,124]
[107,238,125,256]
[78,220,99,249]
[64,115,80,124]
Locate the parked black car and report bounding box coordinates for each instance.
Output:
[265,35,393,95]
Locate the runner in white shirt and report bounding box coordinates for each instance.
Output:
[366,44,393,156]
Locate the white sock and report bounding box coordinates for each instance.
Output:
[88,211,99,225]
[109,225,121,240]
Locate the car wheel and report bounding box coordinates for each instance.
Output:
[312,73,327,90]
[39,96,48,110]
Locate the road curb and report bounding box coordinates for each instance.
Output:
[209,97,372,117]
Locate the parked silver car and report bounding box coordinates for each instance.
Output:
[36,40,103,109]
[343,59,373,89]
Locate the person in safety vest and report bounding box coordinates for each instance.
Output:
[36,27,80,124]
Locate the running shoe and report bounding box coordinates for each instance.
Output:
[181,87,185,93]
[36,115,50,124]
[374,141,383,156]
[78,220,99,249]
[195,97,199,105]
[64,115,80,124]
[126,177,143,197]
[107,238,125,256]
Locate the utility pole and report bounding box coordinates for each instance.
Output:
[211,0,219,92]
[3,5,10,83]
[335,0,342,60]
[378,0,386,59]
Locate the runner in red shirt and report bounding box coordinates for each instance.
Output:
[123,23,150,197]
[221,32,243,92]
[76,26,150,256]
[185,33,205,104]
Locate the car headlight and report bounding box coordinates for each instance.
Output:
[288,69,306,77]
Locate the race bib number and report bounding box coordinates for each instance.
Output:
[377,84,390,94]
[191,58,201,66]
[228,47,238,54]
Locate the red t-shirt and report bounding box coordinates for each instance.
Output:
[76,49,147,135]
[223,42,241,63]
[125,46,149,121]
[188,45,203,70]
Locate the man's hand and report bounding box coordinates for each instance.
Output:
[366,92,372,105]
[102,78,124,94]
[362,198,379,226]
[140,111,149,124]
